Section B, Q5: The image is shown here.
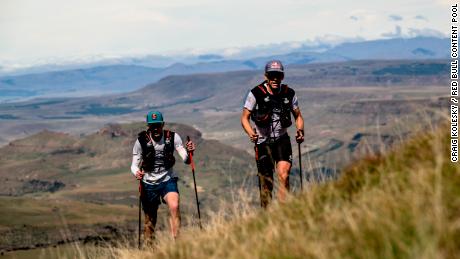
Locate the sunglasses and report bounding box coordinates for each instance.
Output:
[266,71,284,80]
[148,123,163,130]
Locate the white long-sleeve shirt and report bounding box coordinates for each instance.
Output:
[131,131,189,185]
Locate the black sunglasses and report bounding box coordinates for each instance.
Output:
[266,71,284,80]
[148,123,163,130]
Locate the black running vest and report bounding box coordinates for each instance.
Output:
[137,130,176,171]
[250,82,295,128]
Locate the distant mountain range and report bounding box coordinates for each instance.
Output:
[0,37,449,102]
[0,58,449,194]
[0,59,449,119]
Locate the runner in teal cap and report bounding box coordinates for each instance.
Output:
[131,110,196,243]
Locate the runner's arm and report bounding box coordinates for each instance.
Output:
[293,107,305,143]
[241,91,258,141]
[293,108,304,133]
[174,133,191,164]
[131,140,142,176]
[291,94,304,132]
[241,108,257,137]
[291,93,304,142]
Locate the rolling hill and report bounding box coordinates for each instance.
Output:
[0,55,452,255]
[0,59,450,172]
[109,122,459,259]
[0,122,255,252]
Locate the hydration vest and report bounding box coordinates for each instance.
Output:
[250,82,295,128]
[137,130,176,171]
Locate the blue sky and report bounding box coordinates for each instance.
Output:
[0,0,450,66]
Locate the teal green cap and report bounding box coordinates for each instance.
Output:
[146,111,164,124]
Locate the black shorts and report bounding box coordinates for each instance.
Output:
[255,134,292,174]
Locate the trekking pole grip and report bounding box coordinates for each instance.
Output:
[187,136,192,153]
[186,136,195,170]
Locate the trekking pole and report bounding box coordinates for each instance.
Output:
[298,143,303,191]
[186,136,202,229]
[137,161,144,249]
[138,180,142,249]
[253,132,263,207]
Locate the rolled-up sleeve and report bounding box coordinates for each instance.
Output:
[174,133,189,163]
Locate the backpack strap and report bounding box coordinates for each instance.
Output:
[137,130,148,152]
[283,84,289,94]
[137,130,156,171]
[279,84,295,107]
[163,130,175,150]
[251,83,270,103]
[250,83,273,128]
[163,130,176,170]
[257,84,267,94]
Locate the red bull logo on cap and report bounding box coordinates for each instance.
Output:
[270,61,281,69]
[152,113,157,120]
[265,60,284,73]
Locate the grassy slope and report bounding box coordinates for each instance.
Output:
[116,123,459,259]
[0,122,254,251]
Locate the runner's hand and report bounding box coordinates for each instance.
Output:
[186,140,196,153]
[135,170,144,180]
[249,132,258,143]
[296,129,304,144]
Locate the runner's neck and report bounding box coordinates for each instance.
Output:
[147,130,163,143]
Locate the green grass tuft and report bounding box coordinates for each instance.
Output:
[106,122,459,259]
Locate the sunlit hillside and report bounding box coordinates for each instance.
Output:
[106,122,459,259]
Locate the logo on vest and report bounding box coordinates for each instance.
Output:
[283,98,289,104]
[264,96,270,102]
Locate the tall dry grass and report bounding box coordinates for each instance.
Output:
[79,121,460,259]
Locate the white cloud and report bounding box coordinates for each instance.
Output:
[381,25,403,38]
[433,0,454,7]
[0,0,448,65]
[350,15,359,21]
[415,15,429,21]
[104,6,171,24]
[407,27,446,38]
[310,35,364,46]
[388,14,403,21]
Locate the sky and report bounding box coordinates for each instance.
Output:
[0,0,451,66]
